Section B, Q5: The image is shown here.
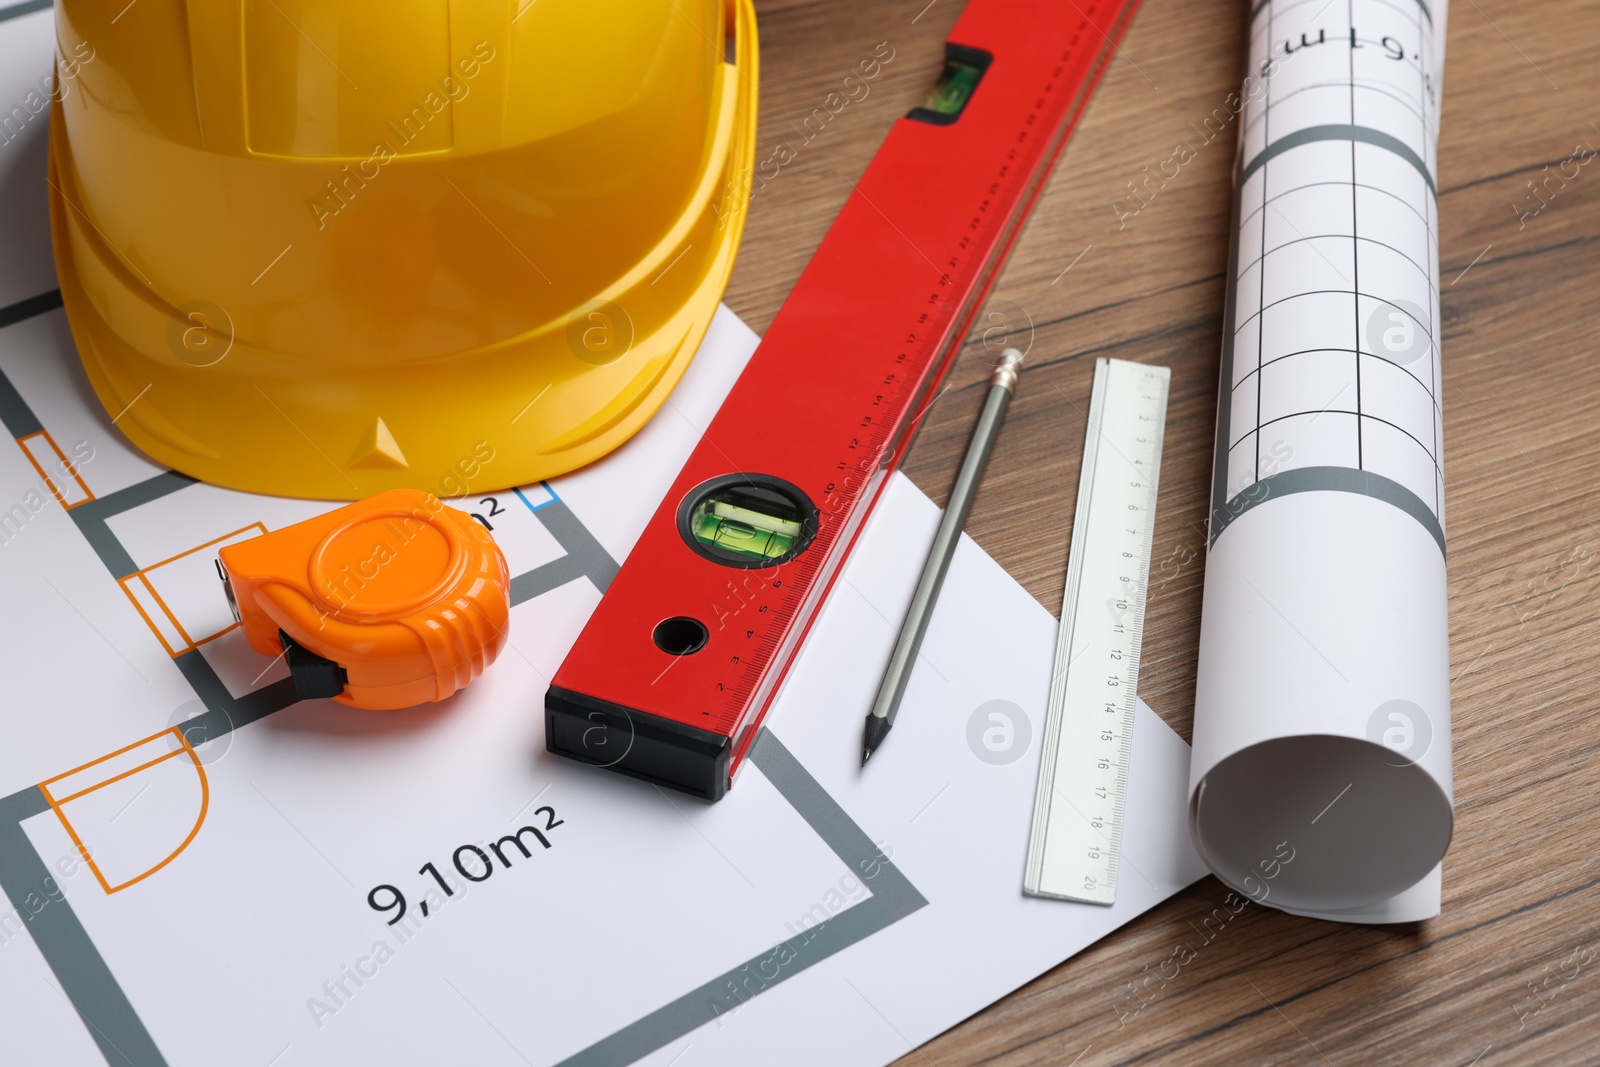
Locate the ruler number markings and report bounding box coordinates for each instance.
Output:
[1026,359,1169,905]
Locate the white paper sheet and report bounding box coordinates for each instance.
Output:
[1193,0,1454,922]
[0,9,1207,1060]
[0,305,1209,1066]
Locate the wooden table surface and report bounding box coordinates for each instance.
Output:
[724,0,1600,1062]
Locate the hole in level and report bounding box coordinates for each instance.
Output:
[653,616,708,657]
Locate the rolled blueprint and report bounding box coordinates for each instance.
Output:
[1191,0,1452,923]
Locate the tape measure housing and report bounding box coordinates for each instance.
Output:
[220,489,511,711]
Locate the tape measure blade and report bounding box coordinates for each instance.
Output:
[1026,358,1169,905]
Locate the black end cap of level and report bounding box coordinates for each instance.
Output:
[545,686,730,802]
[279,629,349,701]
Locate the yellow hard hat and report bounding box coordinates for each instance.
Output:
[49,0,757,499]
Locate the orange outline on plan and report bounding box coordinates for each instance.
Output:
[15,429,93,508]
[39,726,210,895]
[117,522,266,657]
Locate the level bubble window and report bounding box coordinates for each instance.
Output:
[907,44,991,125]
[677,474,819,568]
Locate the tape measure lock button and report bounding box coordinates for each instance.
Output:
[278,629,348,700]
[219,489,511,711]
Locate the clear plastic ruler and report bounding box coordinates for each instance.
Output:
[1025,357,1169,904]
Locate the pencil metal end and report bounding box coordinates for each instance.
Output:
[991,347,1025,392]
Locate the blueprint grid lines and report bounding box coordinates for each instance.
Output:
[0,289,925,1067]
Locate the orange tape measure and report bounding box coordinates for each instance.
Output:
[219,489,510,710]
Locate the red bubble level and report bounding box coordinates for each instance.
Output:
[547,0,1143,800]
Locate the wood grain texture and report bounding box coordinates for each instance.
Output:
[724,0,1600,1062]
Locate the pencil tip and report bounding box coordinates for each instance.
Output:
[861,714,892,767]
